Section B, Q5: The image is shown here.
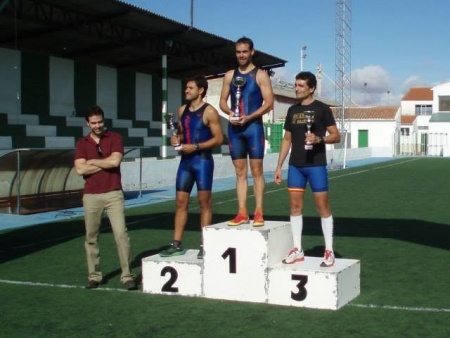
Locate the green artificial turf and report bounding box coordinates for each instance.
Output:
[1,157,449,337]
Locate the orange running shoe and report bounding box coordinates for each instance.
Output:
[228,214,250,226]
[253,213,265,227]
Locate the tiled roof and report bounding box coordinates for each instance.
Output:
[401,87,433,101]
[401,115,416,124]
[272,84,337,106]
[330,106,399,120]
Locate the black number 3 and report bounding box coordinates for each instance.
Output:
[291,274,308,301]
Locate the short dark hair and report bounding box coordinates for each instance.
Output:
[85,105,104,121]
[295,71,317,90]
[236,36,254,50]
[187,75,208,98]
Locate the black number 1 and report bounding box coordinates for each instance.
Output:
[222,247,237,274]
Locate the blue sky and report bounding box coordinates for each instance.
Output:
[126,0,450,106]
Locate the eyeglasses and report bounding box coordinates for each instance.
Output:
[96,144,103,157]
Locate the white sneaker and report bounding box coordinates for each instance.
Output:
[320,249,335,267]
[282,248,305,264]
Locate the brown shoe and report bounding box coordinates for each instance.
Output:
[85,280,100,289]
[124,279,138,291]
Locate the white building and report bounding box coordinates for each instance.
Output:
[207,76,450,158]
[399,84,450,156]
[331,106,400,157]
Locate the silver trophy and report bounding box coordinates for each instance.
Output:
[304,110,315,150]
[230,76,247,122]
[168,113,182,151]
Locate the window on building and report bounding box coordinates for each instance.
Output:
[415,104,432,115]
[438,96,450,111]
[401,127,410,136]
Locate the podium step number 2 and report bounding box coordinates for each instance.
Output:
[142,250,203,297]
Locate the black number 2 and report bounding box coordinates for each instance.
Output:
[160,266,179,292]
[222,247,237,274]
[291,274,308,301]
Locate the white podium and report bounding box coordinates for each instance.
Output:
[202,221,292,302]
[268,257,360,310]
[142,221,360,309]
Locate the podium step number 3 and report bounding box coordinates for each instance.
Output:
[142,221,360,310]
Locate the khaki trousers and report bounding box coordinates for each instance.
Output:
[83,190,133,283]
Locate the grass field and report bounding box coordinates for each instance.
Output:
[1,157,450,337]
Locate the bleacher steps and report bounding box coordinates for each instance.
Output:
[45,136,75,148]
[0,136,12,149]
[26,125,56,137]
[1,112,162,150]
[7,114,39,125]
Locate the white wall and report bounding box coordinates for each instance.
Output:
[206,78,228,119]
[432,82,450,111]
[120,147,393,191]
[429,121,450,134]
[415,115,431,130]
[96,65,118,119]
[121,153,289,191]
[348,120,396,148]
[135,72,152,122]
[167,78,182,116]
[49,57,75,116]
[401,100,431,115]
[0,48,21,114]
[273,99,292,122]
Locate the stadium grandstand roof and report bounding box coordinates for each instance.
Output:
[0,0,286,79]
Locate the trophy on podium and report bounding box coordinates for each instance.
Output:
[230,76,247,122]
[304,110,315,150]
[168,113,182,151]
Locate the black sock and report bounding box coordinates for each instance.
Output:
[172,240,182,248]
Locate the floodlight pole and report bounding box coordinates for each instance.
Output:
[300,46,307,71]
[161,54,168,158]
[190,0,194,28]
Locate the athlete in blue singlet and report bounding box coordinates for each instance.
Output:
[219,36,274,227]
[227,67,265,160]
[274,71,341,268]
[160,75,224,259]
[176,103,214,193]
